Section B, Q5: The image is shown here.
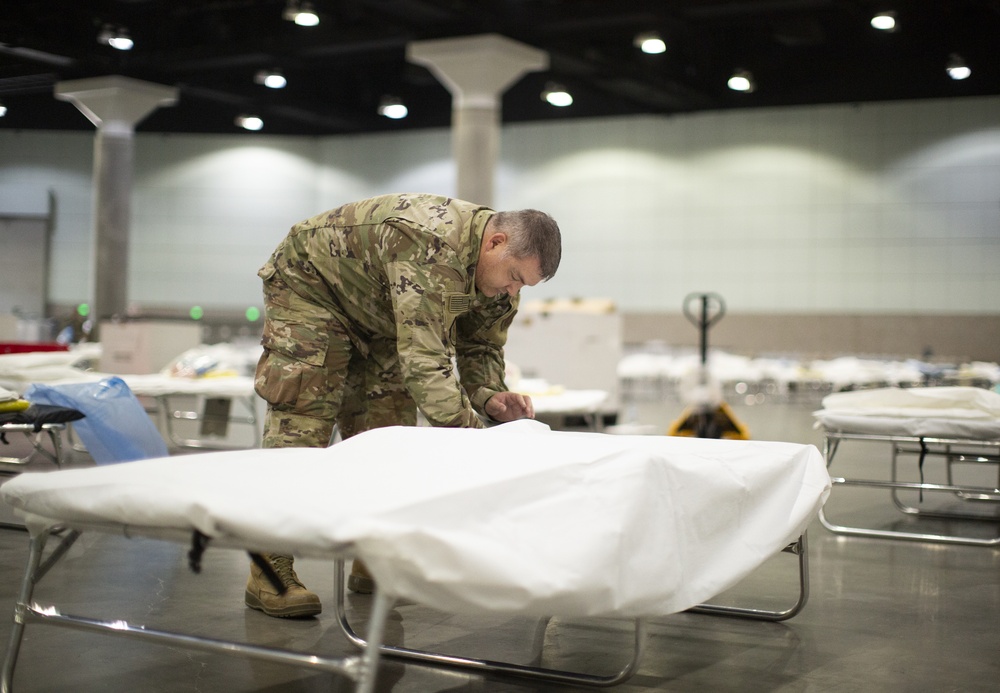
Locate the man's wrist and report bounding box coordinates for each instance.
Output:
[472,387,504,414]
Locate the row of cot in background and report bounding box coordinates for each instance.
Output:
[618,349,1000,406]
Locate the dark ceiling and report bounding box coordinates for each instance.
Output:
[1,0,999,136]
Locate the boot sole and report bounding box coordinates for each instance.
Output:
[245,590,322,618]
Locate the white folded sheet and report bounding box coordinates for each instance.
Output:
[0,420,829,618]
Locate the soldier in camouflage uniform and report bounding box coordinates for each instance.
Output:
[244,192,562,618]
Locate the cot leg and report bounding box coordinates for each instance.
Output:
[889,441,923,515]
[823,435,840,468]
[354,589,393,693]
[28,427,63,467]
[47,427,65,468]
[2,529,51,693]
[689,532,810,621]
[818,434,840,534]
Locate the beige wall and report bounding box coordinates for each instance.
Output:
[624,312,1000,363]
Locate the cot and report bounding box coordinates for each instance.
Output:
[0,403,87,470]
[0,347,259,451]
[0,421,830,691]
[121,373,260,449]
[523,386,610,431]
[814,387,1000,546]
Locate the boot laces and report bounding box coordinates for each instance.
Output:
[269,555,305,589]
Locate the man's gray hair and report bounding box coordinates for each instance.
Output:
[491,209,562,280]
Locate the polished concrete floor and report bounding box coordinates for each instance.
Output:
[0,397,998,692]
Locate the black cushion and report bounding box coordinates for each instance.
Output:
[0,404,86,432]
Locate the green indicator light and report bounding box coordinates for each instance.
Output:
[245,306,261,322]
[77,303,90,317]
[189,306,204,320]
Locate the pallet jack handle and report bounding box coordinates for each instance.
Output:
[682,292,726,366]
[670,292,747,440]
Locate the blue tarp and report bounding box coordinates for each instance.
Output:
[25,377,169,464]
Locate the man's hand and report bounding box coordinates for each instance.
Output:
[485,391,535,422]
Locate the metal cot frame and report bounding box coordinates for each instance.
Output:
[150,393,261,450]
[1,524,810,692]
[1,526,383,693]
[0,423,67,469]
[819,430,1000,546]
[332,535,810,687]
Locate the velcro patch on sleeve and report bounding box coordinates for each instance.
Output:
[444,293,471,315]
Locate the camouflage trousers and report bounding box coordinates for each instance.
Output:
[254,270,417,448]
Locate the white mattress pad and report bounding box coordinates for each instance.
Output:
[1,420,829,618]
[121,373,255,398]
[814,387,1000,440]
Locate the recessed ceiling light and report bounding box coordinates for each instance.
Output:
[946,54,971,80]
[255,70,287,89]
[98,24,133,51]
[541,83,573,107]
[634,32,666,55]
[870,11,896,31]
[283,1,319,26]
[377,96,408,119]
[235,114,264,131]
[727,69,755,93]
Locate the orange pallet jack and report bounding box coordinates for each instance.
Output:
[667,292,750,440]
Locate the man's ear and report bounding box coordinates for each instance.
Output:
[485,231,507,251]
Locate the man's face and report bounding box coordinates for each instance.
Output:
[475,237,544,298]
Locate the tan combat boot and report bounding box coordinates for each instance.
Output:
[347,558,375,594]
[245,553,322,617]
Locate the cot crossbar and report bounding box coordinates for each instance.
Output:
[18,604,366,676]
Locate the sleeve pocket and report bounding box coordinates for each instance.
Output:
[254,350,306,406]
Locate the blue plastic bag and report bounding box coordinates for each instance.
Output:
[24,377,169,464]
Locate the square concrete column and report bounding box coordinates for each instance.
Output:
[408,34,547,207]
[55,76,178,326]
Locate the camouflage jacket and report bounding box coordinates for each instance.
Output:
[260,193,517,428]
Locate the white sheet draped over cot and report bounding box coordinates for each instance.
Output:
[1,420,830,618]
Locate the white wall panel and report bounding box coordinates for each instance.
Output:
[131,135,323,309]
[0,132,92,306]
[495,99,1000,315]
[0,95,997,317]
[319,129,453,204]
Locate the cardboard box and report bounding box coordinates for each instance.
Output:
[99,321,202,374]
